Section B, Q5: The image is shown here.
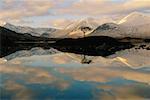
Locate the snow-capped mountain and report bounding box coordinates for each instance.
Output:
[41,28,66,38]
[50,17,114,38]
[65,17,98,30]
[1,12,149,38]
[89,23,126,38]
[118,12,150,38]
[122,23,150,38]
[118,12,150,26]
[64,17,99,38]
[0,17,115,38]
[2,23,57,37]
[89,12,150,38]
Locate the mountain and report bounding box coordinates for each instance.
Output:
[118,12,150,38]
[2,23,57,37]
[1,12,149,38]
[66,17,98,30]
[0,26,56,57]
[62,17,99,38]
[51,17,114,38]
[89,12,150,38]
[122,23,150,38]
[118,12,150,26]
[41,28,66,38]
[88,23,126,38]
[0,17,114,38]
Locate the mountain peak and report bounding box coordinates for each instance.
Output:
[2,22,57,37]
[123,12,146,19]
[65,17,98,30]
[128,11,143,16]
[3,22,15,27]
[118,12,150,26]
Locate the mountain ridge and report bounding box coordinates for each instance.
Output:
[1,12,150,38]
[1,22,58,37]
[89,12,150,38]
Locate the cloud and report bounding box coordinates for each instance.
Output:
[0,64,57,84]
[0,63,71,89]
[95,83,150,99]
[0,0,54,21]
[43,18,75,28]
[0,63,71,99]
[56,0,150,16]
[52,19,75,28]
[57,66,150,84]
[4,80,33,100]
[0,0,150,28]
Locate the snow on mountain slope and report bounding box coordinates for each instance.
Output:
[89,12,150,38]
[122,23,150,38]
[3,23,57,37]
[43,29,69,38]
[66,17,98,30]
[0,17,115,38]
[118,12,150,38]
[64,18,100,38]
[48,17,114,38]
[88,23,126,38]
[65,17,114,38]
[1,12,149,38]
[118,12,150,26]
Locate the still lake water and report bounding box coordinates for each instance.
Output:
[0,52,150,100]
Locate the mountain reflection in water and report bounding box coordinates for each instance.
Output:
[0,51,150,100]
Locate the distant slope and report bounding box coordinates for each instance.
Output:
[89,12,150,38]
[2,23,57,37]
[1,12,149,38]
[118,12,150,38]
[88,23,126,38]
[0,26,55,57]
[118,12,150,26]
[61,18,99,38]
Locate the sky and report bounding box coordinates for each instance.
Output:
[0,0,150,28]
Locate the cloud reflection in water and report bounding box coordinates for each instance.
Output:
[0,53,150,99]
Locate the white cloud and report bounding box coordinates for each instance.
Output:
[0,0,149,27]
[50,19,75,28]
[0,0,54,21]
[56,0,150,16]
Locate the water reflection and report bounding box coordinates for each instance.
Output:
[0,50,150,99]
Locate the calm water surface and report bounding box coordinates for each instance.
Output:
[0,52,150,100]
